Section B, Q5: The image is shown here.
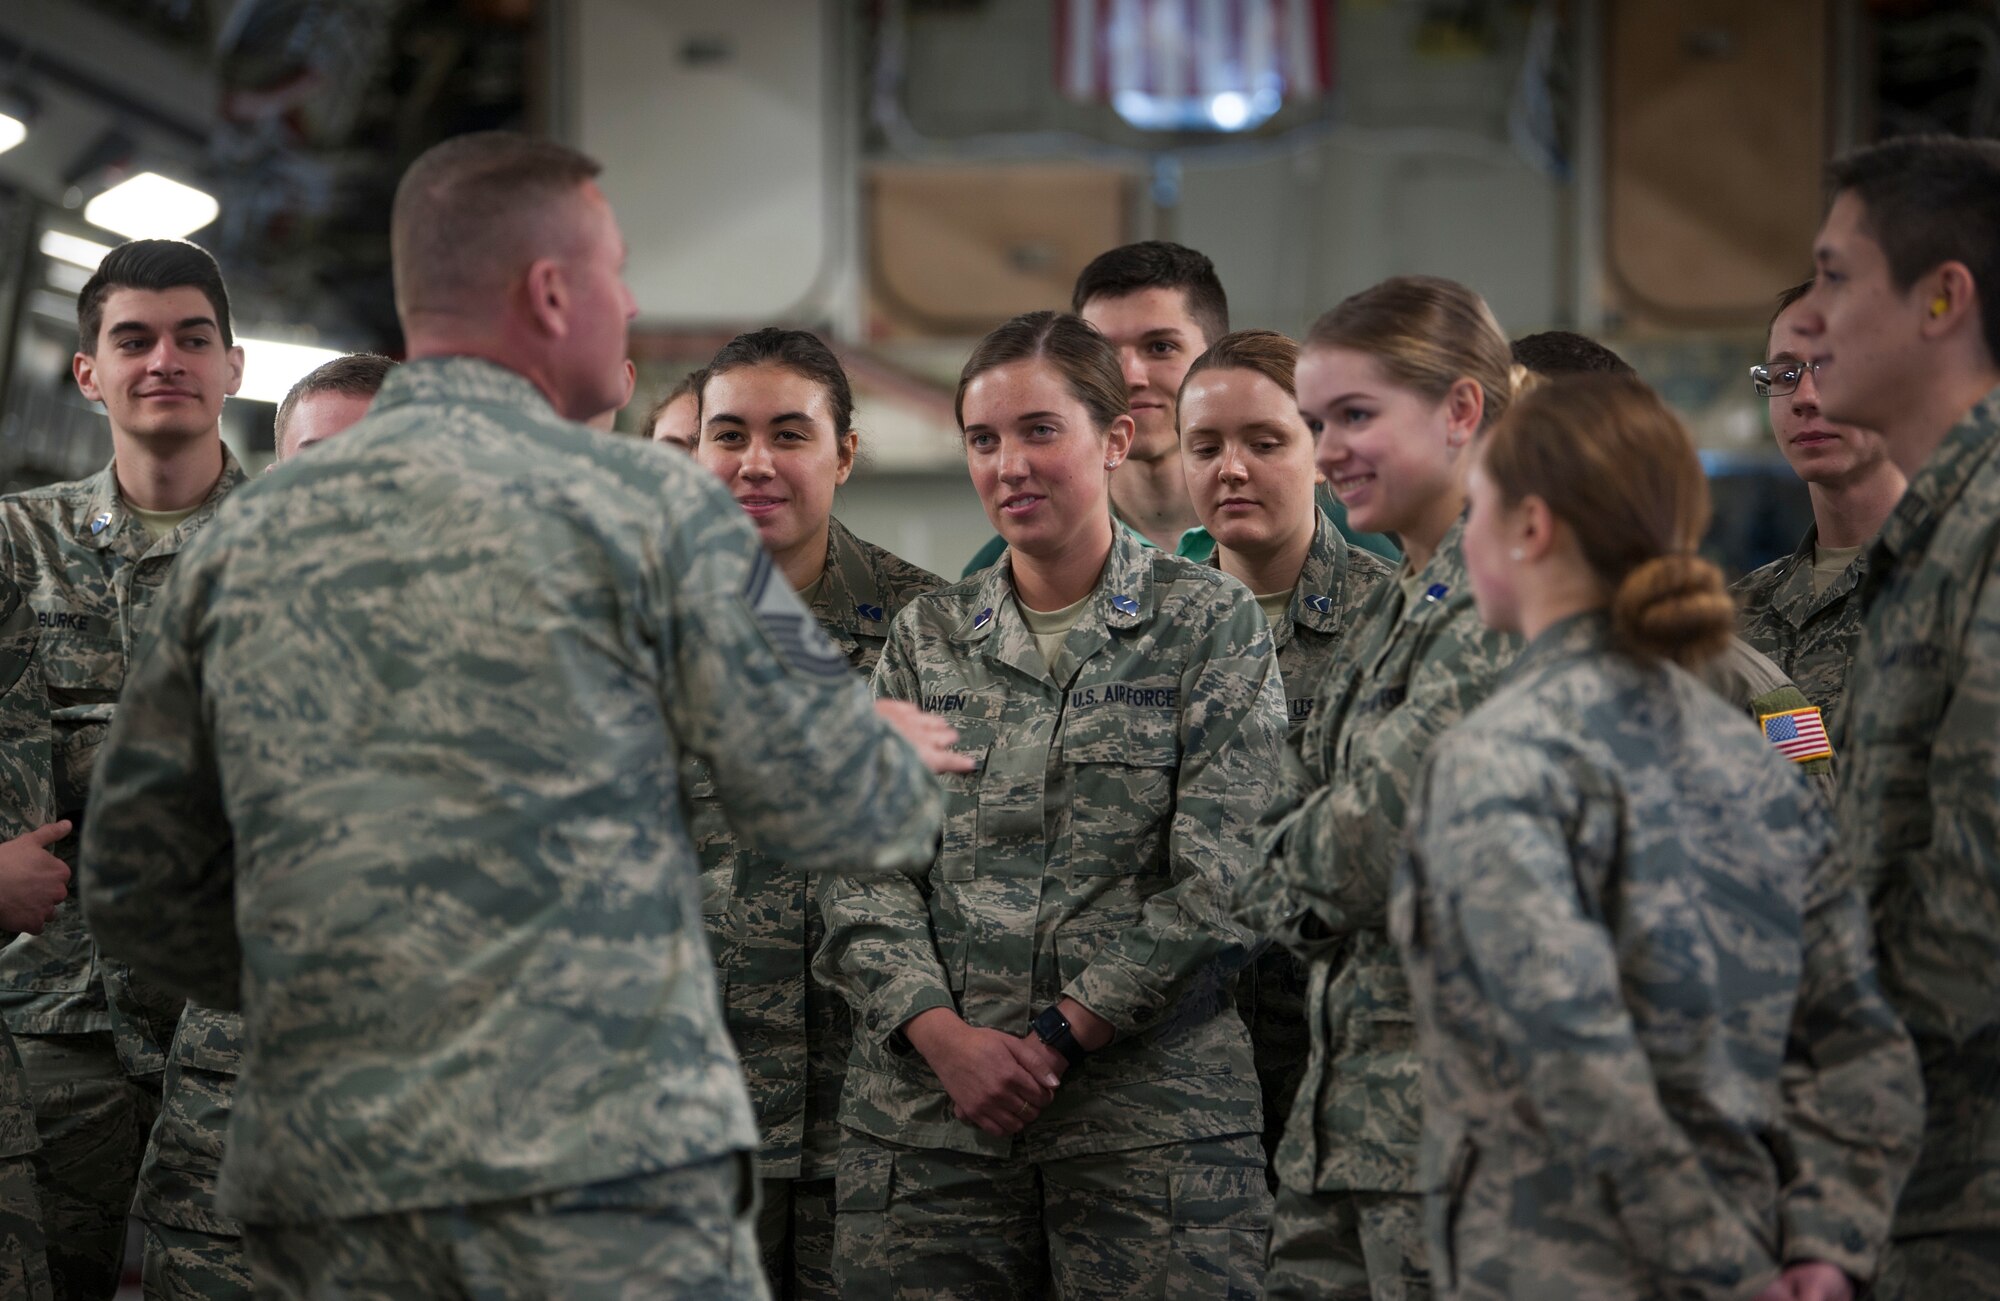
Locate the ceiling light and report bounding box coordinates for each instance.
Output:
[235,339,345,405]
[40,230,113,271]
[0,113,23,156]
[84,172,219,240]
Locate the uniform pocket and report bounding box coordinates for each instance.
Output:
[936,745,987,883]
[1165,1162,1271,1299]
[836,1141,894,1214]
[1064,715,1178,876]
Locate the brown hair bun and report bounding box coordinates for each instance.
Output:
[1610,553,1736,667]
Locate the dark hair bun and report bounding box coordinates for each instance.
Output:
[1610,554,1735,666]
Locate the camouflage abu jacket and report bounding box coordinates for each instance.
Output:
[1836,384,2000,1242]
[818,528,1288,1161]
[1394,612,1921,1298]
[75,357,943,1224]
[1735,525,1871,728]
[0,577,52,1161]
[1241,519,1522,1196]
[691,514,941,1182]
[0,450,245,1077]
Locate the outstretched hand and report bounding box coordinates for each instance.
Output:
[875,700,976,775]
[0,821,71,936]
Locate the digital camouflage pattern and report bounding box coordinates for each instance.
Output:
[1221,509,1394,1167]
[1239,520,1519,1298]
[1736,526,1871,724]
[1264,1185,1427,1301]
[1392,613,1922,1299]
[75,356,944,1227]
[140,1221,250,1300]
[1835,385,2000,1287]
[835,1132,1270,1299]
[689,513,939,1298]
[242,1153,765,1301]
[133,1003,245,1294]
[691,515,941,1182]
[0,576,53,1301]
[0,451,246,1073]
[819,527,1286,1168]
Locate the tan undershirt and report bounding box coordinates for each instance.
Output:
[797,569,829,609]
[1017,592,1093,673]
[1255,589,1295,627]
[1811,544,1864,598]
[1398,566,1429,613]
[129,504,197,541]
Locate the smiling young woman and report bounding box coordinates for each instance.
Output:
[817,310,1289,1298]
[686,327,943,1300]
[1243,276,1528,1301]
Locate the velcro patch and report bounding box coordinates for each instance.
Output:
[1759,706,1833,765]
[744,548,849,679]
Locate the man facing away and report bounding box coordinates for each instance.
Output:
[76,132,957,1299]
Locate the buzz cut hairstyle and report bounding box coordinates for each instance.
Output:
[1828,134,2000,366]
[1071,241,1230,347]
[274,352,397,453]
[1508,330,1636,379]
[76,238,233,355]
[391,131,603,319]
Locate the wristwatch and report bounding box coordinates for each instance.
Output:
[1030,1005,1088,1068]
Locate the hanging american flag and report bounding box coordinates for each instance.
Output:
[1053,0,1335,130]
[1760,707,1834,765]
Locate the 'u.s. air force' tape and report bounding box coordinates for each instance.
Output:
[744,548,850,679]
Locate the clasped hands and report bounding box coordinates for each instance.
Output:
[903,999,1113,1139]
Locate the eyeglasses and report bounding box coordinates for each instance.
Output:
[1750,358,1820,398]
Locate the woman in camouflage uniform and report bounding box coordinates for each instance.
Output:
[1243,277,1526,1301]
[1176,329,1395,1175]
[1391,377,1920,1300]
[688,328,943,1300]
[818,311,1288,1299]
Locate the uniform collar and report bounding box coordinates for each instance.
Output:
[1289,509,1357,640]
[1877,383,2000,563]
[1396,515,1471,622]
[1767,523,1867,627]
[78,446,248,557]
[808,516,893,640]
[367,355,561,422]
[1505,608,1613,685]
[956,524,1155,678]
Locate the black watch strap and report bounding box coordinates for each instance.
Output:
[1031,1005,1087,1068]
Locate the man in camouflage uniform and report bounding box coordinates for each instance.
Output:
[1240,520,1521,1301]
[0,574,77,1301]
[819,527,1287,1298]
[1735,283,1906,726]
[74,132,949,1299]
[0,237,247,1300]
[691,511,940,1298]
[133,353,396,1301]
[1797,135,2000,1299]
[1392,611,1922,1299]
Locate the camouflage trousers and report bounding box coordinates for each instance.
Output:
[757,1175,835,1300]
[0,1152,52,1301]
[1875,1230,2000,1300]
[140,1223,251,1300]
[16,1030,159,1301]
[835,1131,1270,1299]
[1236,947,1309,1176]
[1264,1185,1430,1301]
[244,1152,766,1300]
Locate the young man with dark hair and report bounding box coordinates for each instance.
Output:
[1733,283,1905,724]
[0,236,247,1300]
[272,351,397,462]
[1791,133,2000,1301]
[1507,329,1637,378]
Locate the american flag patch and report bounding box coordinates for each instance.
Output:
[1759,706,1833,764]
